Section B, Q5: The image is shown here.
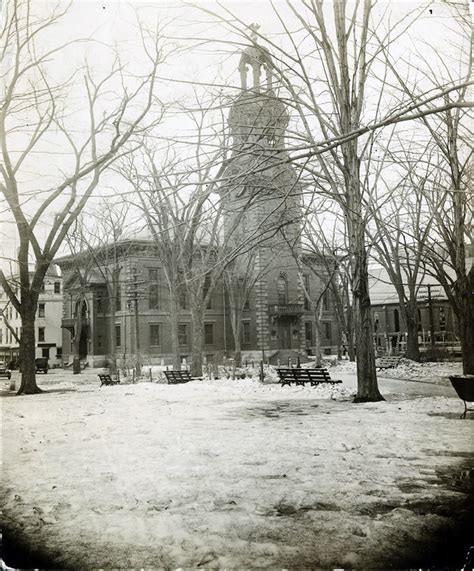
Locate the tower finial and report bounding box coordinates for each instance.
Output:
[248,23,260,42]
[238,23,273,92]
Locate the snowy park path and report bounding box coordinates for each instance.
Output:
[2,369,473,568]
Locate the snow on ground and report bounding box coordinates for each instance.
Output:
[1,367,473,568]
[328,357,463,385]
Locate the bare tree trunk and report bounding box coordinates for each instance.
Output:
[352,229,384,402]
[458,271,474,374]
[191,311,204,377]
[405,303,420,361]
[313,303,322,367]
[108,301,117,373]
[18,296,41,394]
[169,290,181,371]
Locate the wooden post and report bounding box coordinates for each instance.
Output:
[260,360,264,382]
[149,367,152,382]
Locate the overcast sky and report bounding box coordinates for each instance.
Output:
[1,0,470,273]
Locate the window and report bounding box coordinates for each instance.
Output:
[304,275,311,310]
[178,323,189,346]
[38,303,45,318]
[204,323,214,345]
[38,327,45,342]
[42,348,49,358]
[56,347,62,359]
[323,322,332,341]
[277,274,288,305]
[54,282,61,294]
[179,280,188,310]
[322,291,329,310]
[115,325,121,347]
[40,283,45,292]
[97,335,103,348]
[97,297,103,314]
[439,307,446,331]
[305,322,313,346]
[394,309,400,332]
[149,323,161,346]
[115,288,121,312]
[149,269,160,310]
[203,276,212,309]
[243,296,250,310]
[242,321,250,345]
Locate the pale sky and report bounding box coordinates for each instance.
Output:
[0,0,470,273]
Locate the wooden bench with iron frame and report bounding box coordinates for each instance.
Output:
[164,370,202,384]
[98,373,120,387]
[277,367,342,387]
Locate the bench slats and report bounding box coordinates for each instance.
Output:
[164,370,202,384]
[98,374,119,387]
[277,368,342,387]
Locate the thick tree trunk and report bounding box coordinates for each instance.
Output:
[352,234,384,402]
[18,298,41,394]
[190,308,204,377]
[169,290,181,371]
[458,271,474,374]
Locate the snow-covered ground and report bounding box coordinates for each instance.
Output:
[1,365,473,568]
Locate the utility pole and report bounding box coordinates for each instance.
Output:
[126,263,145,378]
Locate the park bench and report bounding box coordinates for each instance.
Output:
[98,373,120,387]
[449,375,474,419]
[277,367,342,387]
[375,357,401,370]
[164,370,202,384]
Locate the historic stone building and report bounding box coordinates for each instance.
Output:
[56,33,339,368]
[0,267,63,367]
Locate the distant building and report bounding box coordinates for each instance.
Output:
[369,268,460,357]
[56,241,339,368]
[0,268,63,366]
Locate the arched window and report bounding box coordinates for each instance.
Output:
[277,274,288,305]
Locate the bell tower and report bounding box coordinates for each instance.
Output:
[223,25,305,361]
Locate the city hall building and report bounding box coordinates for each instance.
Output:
[56,35,339,368]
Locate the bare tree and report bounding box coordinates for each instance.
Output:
[0,1,166,393]
[379,1,473,373]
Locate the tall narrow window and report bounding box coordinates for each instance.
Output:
[178,323,189,346]
[242,321,251,345]
[54,282,61,294]
[322,291,329,310]
[38,327,45,342]
[203,276,212,309]
[323,322,331,340]
[178,273,188,310]
[394,309,400,332]
[97,296,103,314]
[305,322,313,346]
[38,303,45,318]
[115,325,121,347]
[149,269,160,310]
[439,307,446,331]
[204,323,214,345]
[149,324,161,346]
[115,287,121,312]
[277,274,288,305]
[304,275,310,310]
